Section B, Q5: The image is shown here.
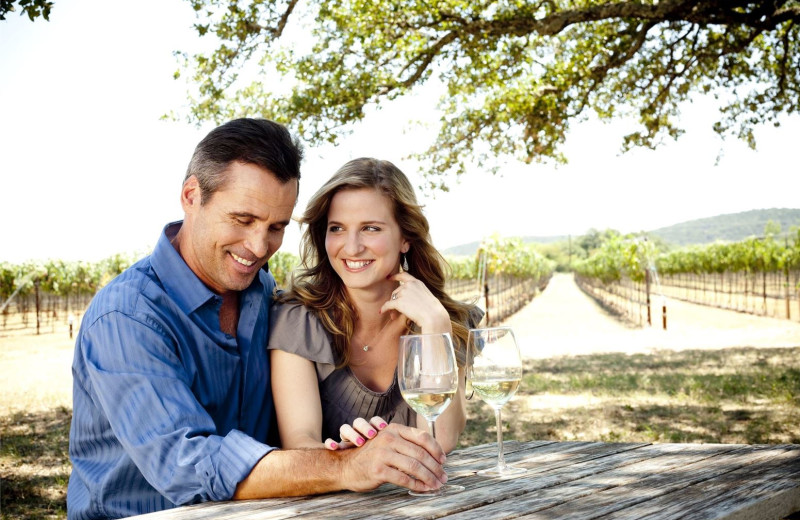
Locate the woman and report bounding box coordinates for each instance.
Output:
[269,158,482,453]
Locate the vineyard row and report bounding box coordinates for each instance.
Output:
[658,270,800,321]
[2,235,557,334]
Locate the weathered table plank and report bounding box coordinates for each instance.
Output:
[129,442,800,520]
[442,443,731,520]
[606,445,800,520]
[514,445,797,519]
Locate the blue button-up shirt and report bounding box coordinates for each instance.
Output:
[68,222,277,519]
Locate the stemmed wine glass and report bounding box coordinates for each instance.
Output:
[397,332,465,496]
[467,326,528,476]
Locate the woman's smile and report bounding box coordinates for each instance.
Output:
[344,259,374,271]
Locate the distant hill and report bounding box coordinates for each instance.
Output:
[647,208,800,246]
[443,241,482,257]
[442,235,570,256]
[441,208,800,255]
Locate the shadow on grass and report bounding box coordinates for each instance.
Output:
[461,346,800,448]
[1,407,71,519]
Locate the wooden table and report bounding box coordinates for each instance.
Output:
[132,440,800,519]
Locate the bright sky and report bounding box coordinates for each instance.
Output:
[2,0,799,264]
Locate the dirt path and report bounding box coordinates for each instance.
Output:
[503,273,800,359]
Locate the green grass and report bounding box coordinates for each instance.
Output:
[525,350,799,404]
[461,347,800,448]
[1,407,71,519]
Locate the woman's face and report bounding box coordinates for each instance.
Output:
[324,187,408,293]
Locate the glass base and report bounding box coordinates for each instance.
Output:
[477,465,528,477]
[408,484,465,496]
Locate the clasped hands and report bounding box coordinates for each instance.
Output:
[326,416,449,493]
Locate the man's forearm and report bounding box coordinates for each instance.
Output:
[234,423,449,498]
[234,448,347,499]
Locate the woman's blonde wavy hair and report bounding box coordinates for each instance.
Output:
[277,158,477,368]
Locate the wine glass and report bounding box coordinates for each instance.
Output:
[397,332,465,496]
[467,326,527,476]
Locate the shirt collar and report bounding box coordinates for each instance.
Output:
[151,221,217,314]
[151,221,268,315]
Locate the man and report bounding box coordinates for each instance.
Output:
[68,118,448,519]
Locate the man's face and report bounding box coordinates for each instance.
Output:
[179,161,298,294]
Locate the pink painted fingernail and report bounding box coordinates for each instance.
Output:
[330,441,338,449]
[367,429,377,438]
[379,422,388,429]
[356,437,365,446]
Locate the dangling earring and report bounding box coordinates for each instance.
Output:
[401,252,409,272]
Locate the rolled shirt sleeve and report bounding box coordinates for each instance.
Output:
[74,310,273,506]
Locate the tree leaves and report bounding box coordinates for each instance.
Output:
[176,0,800,190]
[0,0,53,21]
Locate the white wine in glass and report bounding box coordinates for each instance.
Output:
[397,332,465,496]
[468,326,527,476]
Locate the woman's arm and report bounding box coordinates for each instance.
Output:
[270,349,326,449]
[381,272,467,453]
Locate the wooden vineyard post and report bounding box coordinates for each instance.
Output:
[483,282,490,326]
[645,269,652,326]
[35,279,41,335]
[785,268,791,320]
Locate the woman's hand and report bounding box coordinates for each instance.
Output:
[324,416,389,450]
[380,272,452,334]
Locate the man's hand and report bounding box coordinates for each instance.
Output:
[340,423,448,493]
[235,422,448,498]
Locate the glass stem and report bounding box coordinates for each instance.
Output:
[494,407,506,469]
[428,420,436,440]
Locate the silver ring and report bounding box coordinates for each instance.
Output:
[391,292,398,300]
